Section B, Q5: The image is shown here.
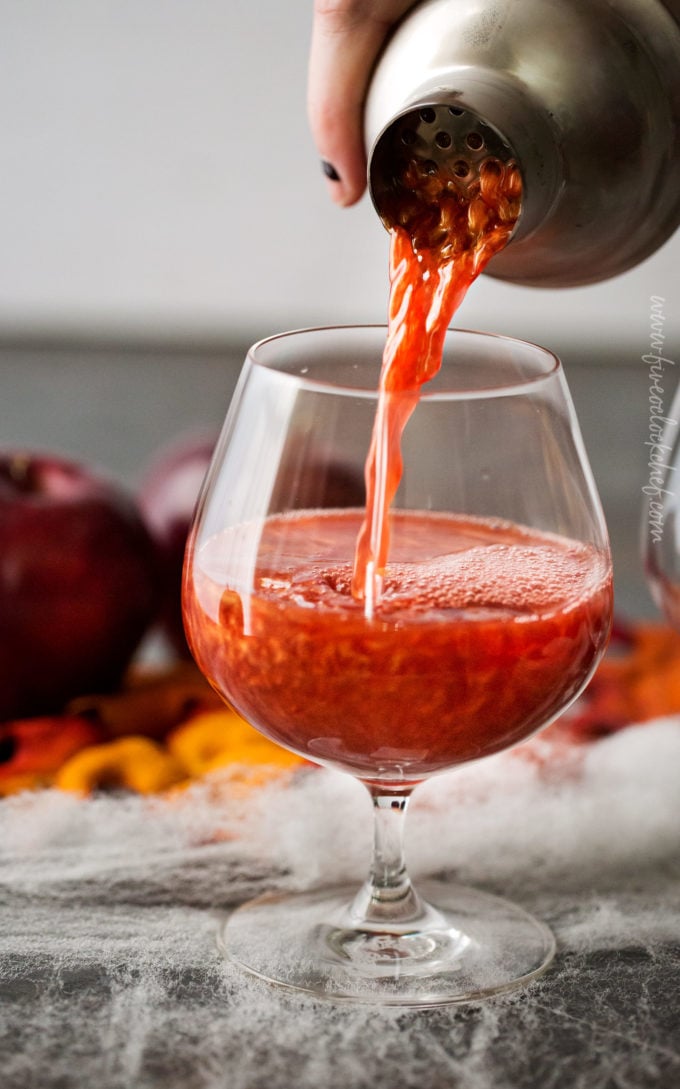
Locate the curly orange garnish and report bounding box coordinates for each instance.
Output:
[55,736,186,796]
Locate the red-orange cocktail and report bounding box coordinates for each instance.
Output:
[184,509,612,786]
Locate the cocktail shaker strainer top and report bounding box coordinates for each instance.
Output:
[365,0,680,286]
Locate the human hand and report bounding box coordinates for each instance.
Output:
[307,0,414,206]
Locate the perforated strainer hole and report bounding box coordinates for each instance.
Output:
[453,160,470,178]
[435,132,452,149]
[466,132,485,151]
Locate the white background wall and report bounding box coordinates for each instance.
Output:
[0,0,678,358]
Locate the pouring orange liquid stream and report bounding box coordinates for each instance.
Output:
[352,155,523,609]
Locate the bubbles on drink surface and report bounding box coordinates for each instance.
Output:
[236,511,608,621]
[275,545,604,618]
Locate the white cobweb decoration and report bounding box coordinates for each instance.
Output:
[1,717,679,1088]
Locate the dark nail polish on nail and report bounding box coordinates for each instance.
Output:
[322,160,341,182]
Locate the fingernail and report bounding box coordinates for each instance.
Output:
[321,160,341,182]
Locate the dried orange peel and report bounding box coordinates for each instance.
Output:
[55,737,186,796]
[166,710,305,778]
[52,709,304,797]
[0,657,304,797]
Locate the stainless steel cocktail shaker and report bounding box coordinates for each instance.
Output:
[365,0,680,286]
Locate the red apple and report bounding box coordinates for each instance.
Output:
[0,451,160,721]
[138,431,217,657]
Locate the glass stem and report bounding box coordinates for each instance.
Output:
[349,788,425,929]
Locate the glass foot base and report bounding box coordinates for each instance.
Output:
[219,879,556,1007]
